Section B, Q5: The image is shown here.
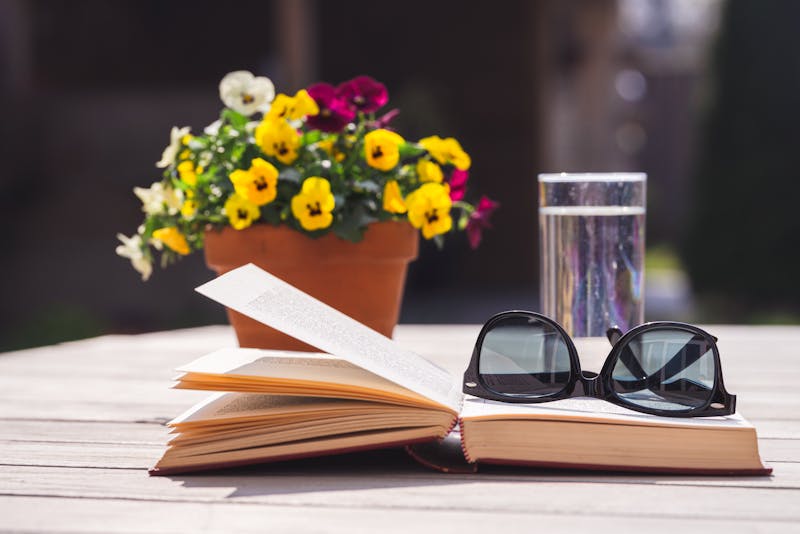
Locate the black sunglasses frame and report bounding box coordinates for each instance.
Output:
[463,311,736,417]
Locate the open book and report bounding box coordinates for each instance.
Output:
[150,264,771,476]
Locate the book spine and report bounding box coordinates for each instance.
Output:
[404,418,477,474]
[458,418,474,464]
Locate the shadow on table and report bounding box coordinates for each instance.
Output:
[168,448,480,498]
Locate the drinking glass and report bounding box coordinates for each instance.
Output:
[538,173,646,337]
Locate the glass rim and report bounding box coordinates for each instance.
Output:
[538,172,646,183]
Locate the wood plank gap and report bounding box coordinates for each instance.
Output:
[0,464,146,471]
[0,417,169,425]
[1,438,162,446]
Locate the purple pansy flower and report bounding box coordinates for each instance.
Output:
[305,83,356,132]
[466,196,499,249]
[448,169,469,201]
[338,76,389,113]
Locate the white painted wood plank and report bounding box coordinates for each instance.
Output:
[750,419,800,439]
[1,465,799,521]
[1,461,799,497]
[759,438,800,462]
[0,419,165,443]
[0,395,204,422]
[0,441,161,469]
[2,495,797,534]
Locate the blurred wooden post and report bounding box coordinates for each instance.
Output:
[536,0,621,172]
[276,0,318,91]
[0,0,32,95]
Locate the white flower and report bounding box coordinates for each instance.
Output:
[245,120,261,134]
[204,119,222,136]
[198,150,213,169]
[219,71,275,116]
[134,182,183,215]
[156,126,191,168]
[116,233,153,281]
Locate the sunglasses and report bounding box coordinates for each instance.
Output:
[462,311,736,417]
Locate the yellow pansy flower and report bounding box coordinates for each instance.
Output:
[178,149,191,161]
[291,177,335,231]
[383,180,407,214]
[229,158,279,206]
[419,135,471,171]
[177,160,199,186]
[405,182,453,239]
[416,159,443,183]
[267,94,292,121]
[365,129,405,171]
[180,189,197,217]
[267,90,320,121]
[255,118,300,165]
[152,227,190,255]
[180,133,194,146]
[224,193,260,230]
[293,89,320,117]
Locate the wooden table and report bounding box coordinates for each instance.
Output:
[1,325,799,533]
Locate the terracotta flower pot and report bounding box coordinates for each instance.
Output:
[204,221,419,351]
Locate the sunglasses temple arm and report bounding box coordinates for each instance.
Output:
[606,327,623,346]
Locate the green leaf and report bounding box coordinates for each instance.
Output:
[347,165,364,180]
[188,138,208,150]
[305,162,330,177]
[354,180,381,194]
[458,213,469,231]
[301,130,322,145]
[279,168,302,183]
[399,142,426,159]
[333,218,366,243]
[222,109,248,129]
[332,204,377,243]
[261,205,282,226]
[230,143,246,165]
[379,212,394,222]
[432,234,445,250]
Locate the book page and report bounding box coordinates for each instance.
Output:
[195,264,461,412]
[177,348,434,401]
[170,392,381,425]
[461,395,753,429]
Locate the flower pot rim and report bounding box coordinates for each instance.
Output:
[204,219,419,271]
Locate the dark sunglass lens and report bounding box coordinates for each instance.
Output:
[478,316,572,398]
[611,328,716,411]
